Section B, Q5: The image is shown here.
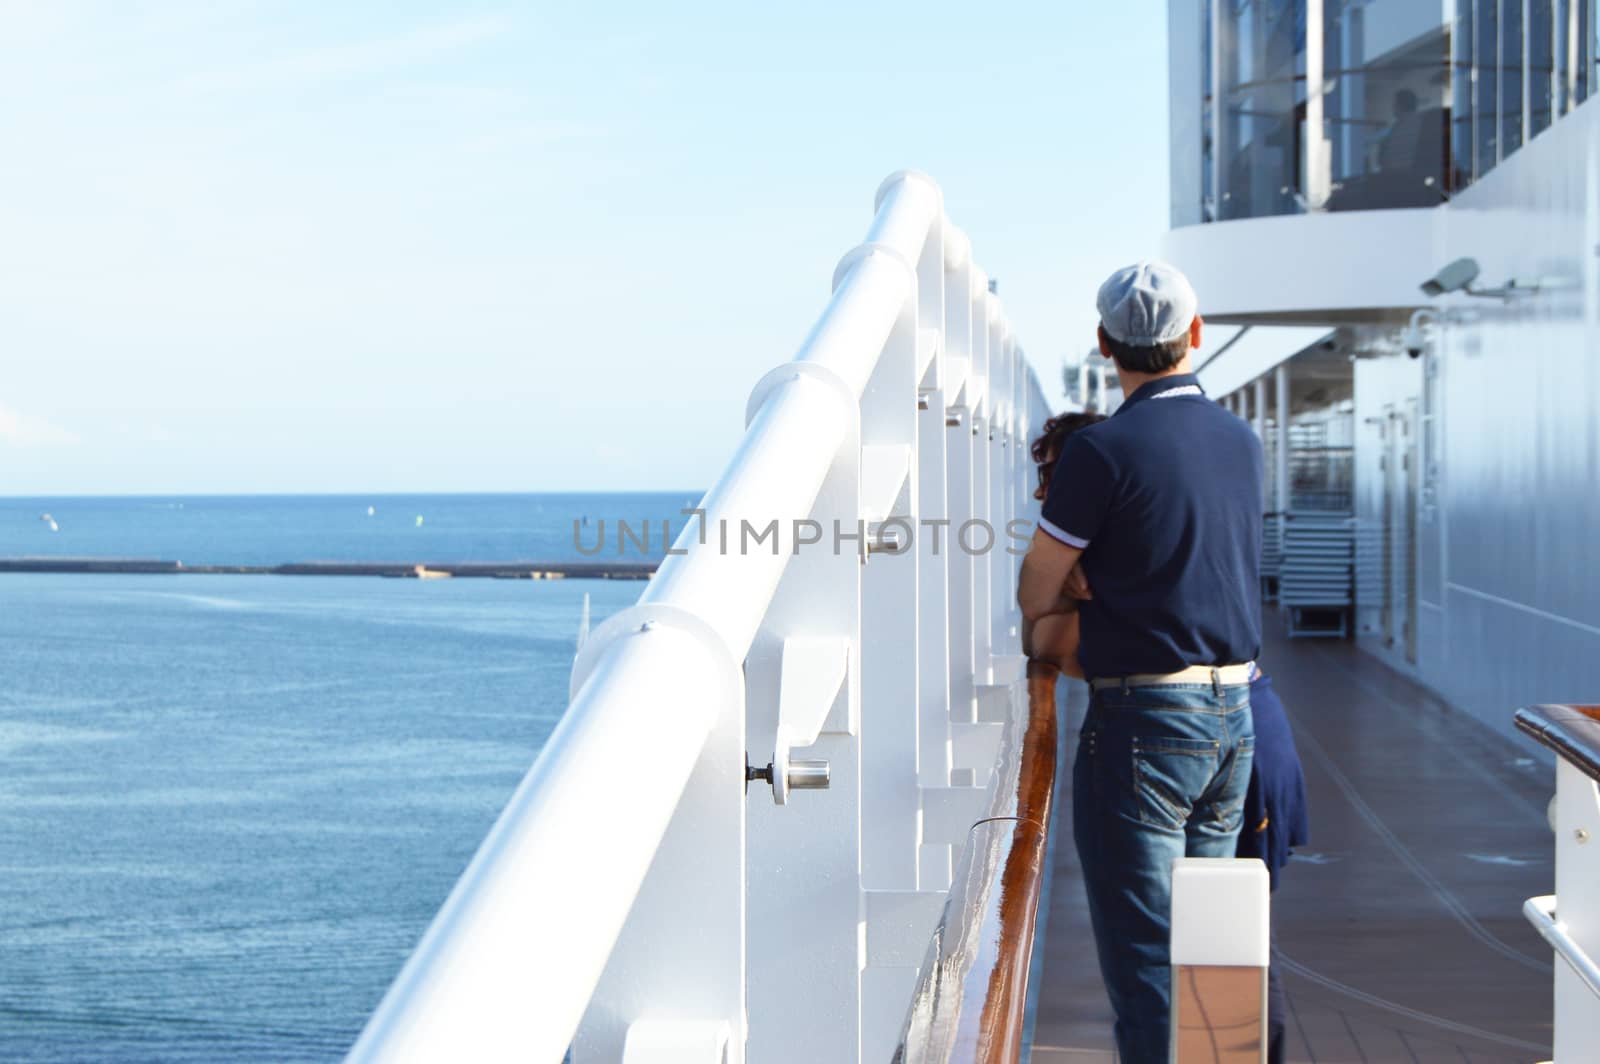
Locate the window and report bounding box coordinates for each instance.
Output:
[1321,0,1452,211]
[1182,0,1594,224]
[1216,0,1306,220]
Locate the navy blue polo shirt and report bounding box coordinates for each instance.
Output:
[1039,373,1262,678]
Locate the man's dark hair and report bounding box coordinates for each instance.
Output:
[1097,325,1190,374]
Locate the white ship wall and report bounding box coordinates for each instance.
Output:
[1352,353,1428,678]
[1422,96,1600,738]
[1167,98,1600,740]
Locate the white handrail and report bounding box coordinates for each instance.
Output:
[1516,707,1600,1061]
[344,172,1053,1064]
[1523,895,1600,1001]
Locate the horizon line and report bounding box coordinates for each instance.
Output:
[0,489,708,500]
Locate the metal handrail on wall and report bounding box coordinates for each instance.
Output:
[345,172,1055,1064]
[1514,704,1600,1061]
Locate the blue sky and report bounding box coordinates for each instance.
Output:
[0,1,1170,494]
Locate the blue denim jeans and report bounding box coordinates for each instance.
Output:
[1072,681,1255,1064]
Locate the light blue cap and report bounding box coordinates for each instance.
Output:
[1096,260,1199,346]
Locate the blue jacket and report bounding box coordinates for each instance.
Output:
[1235,670,1310,889]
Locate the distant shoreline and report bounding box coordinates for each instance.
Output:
[0,558,657,580]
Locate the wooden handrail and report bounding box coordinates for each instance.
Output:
[1515,704,1600,784]
[893,661,1061,1063]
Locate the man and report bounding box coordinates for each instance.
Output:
[1018,261,1263,1062]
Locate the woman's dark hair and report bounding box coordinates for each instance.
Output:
[1098,325,1190,374]
[1031,411,1106,493]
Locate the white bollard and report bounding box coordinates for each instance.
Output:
[1170,857,1270,1063]
[1540,758,1600,1063]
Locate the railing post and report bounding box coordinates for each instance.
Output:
[857,247,927,1059]
[987,312,1016,663]
[742,362,866,1064]
[944,253,978,741]
[568,612,748,1063]
[1550,757,1600,1059]
[915,244,953,804]
[970,275,994,685]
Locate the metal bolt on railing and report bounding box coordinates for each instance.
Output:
[867,529,908,555]
[745,759,830,799]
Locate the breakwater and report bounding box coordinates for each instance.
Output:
[0,558,656,579]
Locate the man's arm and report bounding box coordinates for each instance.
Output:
[1018,527,1085,622]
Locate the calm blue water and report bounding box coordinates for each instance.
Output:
[0,496,677,1061]
[0,493,697,566]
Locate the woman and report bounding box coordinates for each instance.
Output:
[1027,411,1309,1064]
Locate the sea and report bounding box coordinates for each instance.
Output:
[0,494,692,1062]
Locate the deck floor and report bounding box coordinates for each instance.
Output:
[1029,618,1556,1063]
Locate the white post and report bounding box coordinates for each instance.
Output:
[1568,0,1582,116]
[970,275,994,685]
[742,376,866,1064]
[1170,858,1271,1061]
[945,320,977,740]
[1211,0,1227,219]
[987,298,1012,664]
[1305,0,1328,209]
[915,234,953,798]
[1275,364,1291,518]
[860,337,927,1062]
[1546,759,1600,1060]
[1255,376,1271,564]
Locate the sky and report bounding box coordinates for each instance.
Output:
[0,1,1171,494]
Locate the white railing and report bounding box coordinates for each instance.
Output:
[1515,705,1600,1063]
[345,171,1054,1064]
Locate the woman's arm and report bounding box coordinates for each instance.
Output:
[1026,610,1084,679]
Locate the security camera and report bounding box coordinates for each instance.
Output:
[1402,324,1426,358]
[1420,257,1481,297]
[1403,309,1438,359]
